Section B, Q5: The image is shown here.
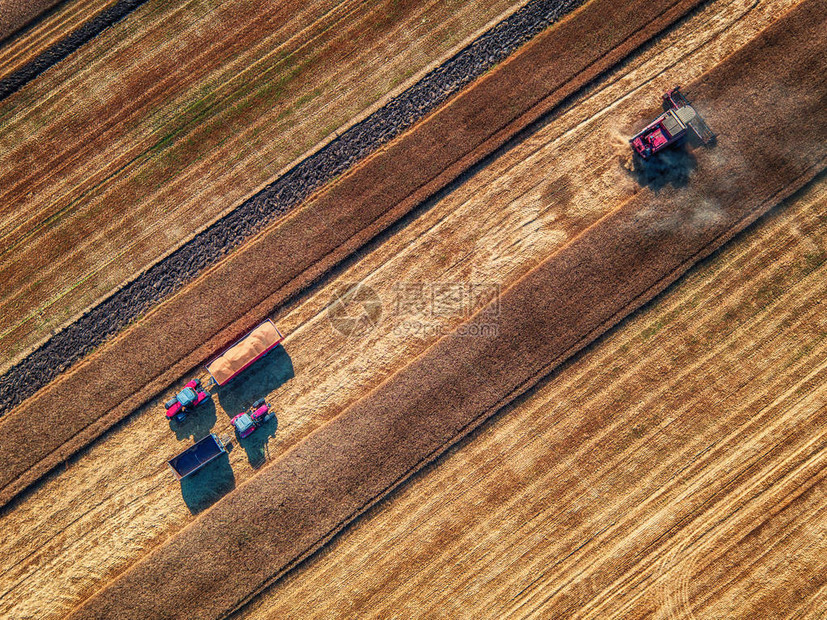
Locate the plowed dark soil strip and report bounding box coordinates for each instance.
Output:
[68,0,827,616]
[0,0,707,508]
[0,0,147,101]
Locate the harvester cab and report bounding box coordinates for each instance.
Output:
[630,87,715,160]
[231,398,275,439]
[165,378,211,421]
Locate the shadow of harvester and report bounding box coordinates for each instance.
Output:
[216,345,294,468]
[628,146,698,191]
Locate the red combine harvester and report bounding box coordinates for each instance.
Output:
[630,87,715,160]
[164,319,284,422]
[230,398,275,438]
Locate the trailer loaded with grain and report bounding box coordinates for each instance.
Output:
[163,319,284,421]
[205,319,284,387]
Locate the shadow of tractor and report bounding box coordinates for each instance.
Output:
[180,448,236,515]
[216,345,293,466]
[168,397,217,442]
[237,414,279,469]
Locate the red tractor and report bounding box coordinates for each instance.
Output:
[630,87,715,160]
[165,378,211,422]
[230,398,275,438]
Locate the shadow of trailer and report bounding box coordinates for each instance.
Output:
[167,434,228,480]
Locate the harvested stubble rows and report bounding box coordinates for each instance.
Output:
[70,0,827,616]
[0,0,707,507]
[0,0,116,102]
[0,0,780,612]
[0,0,113,67]
[0,0,578,409]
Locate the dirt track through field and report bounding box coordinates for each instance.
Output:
[0,0,579,409]
[0,0,705,508]
[69,0,827,616]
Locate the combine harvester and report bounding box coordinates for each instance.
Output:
[630,87,715,160]
[164,319,284,421]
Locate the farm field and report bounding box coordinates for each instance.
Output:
[0,0,526,373]
[2,0,824,616]
[243,171,827,619]
[68,0,827,611]
[0,0,695,505]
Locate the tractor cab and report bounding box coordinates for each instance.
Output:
[176,387,198,408]
[165,378,211,421]
[231,398,274,438]
[233,413,255,436]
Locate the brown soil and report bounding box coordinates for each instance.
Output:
[67,0,827,616]
[0,0,522,372]
[0,0,783,613]
[0,0,62,41]
[0,0,707,507]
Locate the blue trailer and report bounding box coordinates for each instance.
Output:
[167,434,227,480]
